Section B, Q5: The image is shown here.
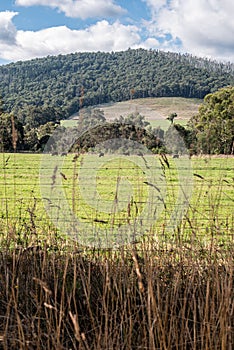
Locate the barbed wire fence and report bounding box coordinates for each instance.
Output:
[1,147,233,249]
[0,109,233,247]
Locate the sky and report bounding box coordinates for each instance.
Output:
[0,0,234,65]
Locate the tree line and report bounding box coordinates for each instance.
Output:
[0,86,233,155]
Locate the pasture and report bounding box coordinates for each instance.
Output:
[0,152,233,247]
[0,151,233,349]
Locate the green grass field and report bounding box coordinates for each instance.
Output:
[1,99,234,349]
[0,152,233,247]
[0,151,233,349]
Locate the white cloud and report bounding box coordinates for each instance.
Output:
[0,11,18,44]
[143,0,167,12]
[134,37,160,50]
[15,0,126,19]
[2,1,234,63]
[0,14,141,61]
[144,0,234,62]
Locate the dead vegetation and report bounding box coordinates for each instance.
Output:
[0,240,233,349]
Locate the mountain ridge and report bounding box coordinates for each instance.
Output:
[0,48,233,117]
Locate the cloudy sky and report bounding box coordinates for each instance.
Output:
[0,0,234,64]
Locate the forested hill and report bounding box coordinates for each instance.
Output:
[1,48,234,117]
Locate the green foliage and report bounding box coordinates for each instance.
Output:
[1,49,234,154]
[0,112,24,151]
[1,49,233,117]
[167,112,177,124]
[189,86,234,154]
[164,124,186,154]
[115,112,150,129]
[170,123,197,155]
[78,108,106,130]
[23,128,39,151]
[24,121,59,151]
[69,112,164,154]
[17,105,64,131]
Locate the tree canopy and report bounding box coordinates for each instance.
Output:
[1,49,233,118]
[1,49,234,154]
[188,86,234,154]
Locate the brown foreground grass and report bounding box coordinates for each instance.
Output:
[0,240,233,350]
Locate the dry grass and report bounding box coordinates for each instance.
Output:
[71,97,201,122]
[0,240,233,349]
[0,151,233,349]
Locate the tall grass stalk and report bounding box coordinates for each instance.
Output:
[0,240,233,349]
[0,153,233,348]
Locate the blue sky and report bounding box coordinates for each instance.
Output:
[0,0,234,64]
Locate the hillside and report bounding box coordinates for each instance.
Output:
[90,97,201,121]
[65,97,201,130]
[0,48,233,117]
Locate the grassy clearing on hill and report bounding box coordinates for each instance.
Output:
[98,97,202,121]
[62,97,202,128]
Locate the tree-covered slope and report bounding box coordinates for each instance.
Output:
[0,48,234,117]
